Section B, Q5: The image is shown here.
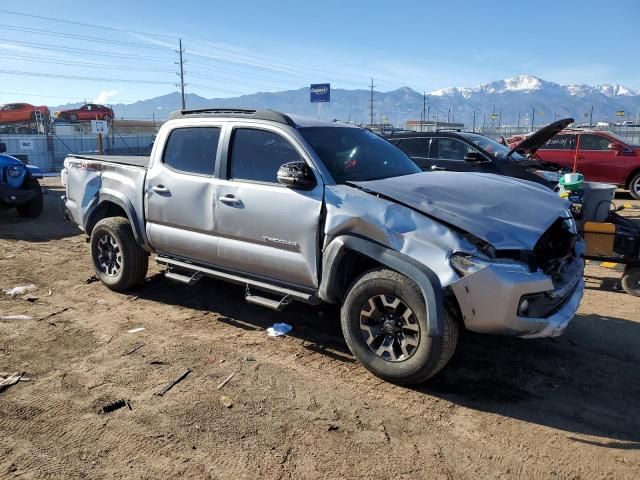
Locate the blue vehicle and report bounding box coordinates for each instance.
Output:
[0,142,44,218]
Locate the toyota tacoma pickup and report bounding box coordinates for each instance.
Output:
[60,108,585,385]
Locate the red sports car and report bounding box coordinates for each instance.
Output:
[507,129,640,199]
[0,103,50,124]
[55,103,114,122]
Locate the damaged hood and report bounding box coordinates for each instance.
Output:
[352,171,569,250]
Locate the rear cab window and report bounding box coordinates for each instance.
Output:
[229,128,302,183]
[162,127,221,175]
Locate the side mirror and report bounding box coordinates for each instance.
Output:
[607,142,623,152]
[277,161,316,190]
[0,142,6,153]
[463,151,485,163]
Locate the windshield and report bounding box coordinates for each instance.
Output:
[459,132,526,162]
[299,127,421,183]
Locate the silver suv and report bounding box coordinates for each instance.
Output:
[61,108,584,385]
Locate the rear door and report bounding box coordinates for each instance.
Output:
[145,125,223,263]
[214,124,323,288]
[391,137,432,169]
[535,134,576,169]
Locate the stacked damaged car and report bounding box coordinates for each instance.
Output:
[60,108,584,385]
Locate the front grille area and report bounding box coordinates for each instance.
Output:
[534,217,577,277]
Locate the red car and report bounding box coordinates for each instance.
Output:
[508,129,640,199]
[0,103,50,124]
[55,103,114,122]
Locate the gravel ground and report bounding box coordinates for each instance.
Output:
[0,178,639,479]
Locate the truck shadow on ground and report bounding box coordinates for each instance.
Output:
[135,275,640,444]
[0,185,79,242]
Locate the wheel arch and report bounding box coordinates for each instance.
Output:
[84,192,149,249]
[319,235,444,337]
[624,166,640,189]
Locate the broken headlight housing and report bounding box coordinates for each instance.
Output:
[449,252,530,277]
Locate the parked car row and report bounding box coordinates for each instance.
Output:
[0,102,114,127]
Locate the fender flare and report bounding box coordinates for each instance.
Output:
[319,235,444,337]
[85,189,149,249]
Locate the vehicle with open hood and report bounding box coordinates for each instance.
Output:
[60,109,585,385]
[508,127,640,200]
[386,118,574,188]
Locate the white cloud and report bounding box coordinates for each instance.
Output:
[93,89,119,104]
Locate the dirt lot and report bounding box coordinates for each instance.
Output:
[1,178,639,479]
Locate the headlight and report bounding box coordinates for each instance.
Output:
[7,165,23,178]
[532,170,562,182]
[450,252,530,277]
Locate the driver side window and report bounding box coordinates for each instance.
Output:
[229,128,302,183]
[433,138,477,161]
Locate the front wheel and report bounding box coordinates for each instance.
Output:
[621,267,640,296]
[341,268,458,385]
[90,217,148,291]
[16,179,43,218]
[629,172,640,200]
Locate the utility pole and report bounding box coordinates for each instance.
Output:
[422,92,426,132]
[531,107,535,131]
[472,110,476,132]
[517,112,521,130]
[589,105,594,126]
[447,107,451,123]
[177,38,186,110]
[369,78,375,128]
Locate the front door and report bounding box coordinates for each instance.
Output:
[429,137,489,173]
[145,125,222,263]
[576,134,628,183]
[214,125,323,289]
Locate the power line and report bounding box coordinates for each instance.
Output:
[0,53,175,73]
[0,38,172,61]
[0,8,178,40]
[1,24,172,50]
[0,69,175,85]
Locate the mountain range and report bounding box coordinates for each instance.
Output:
[54,75,640,127]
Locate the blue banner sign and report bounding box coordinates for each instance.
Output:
[310,83,330,103]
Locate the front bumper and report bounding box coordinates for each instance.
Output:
[0,184,35,205]
[449,257,584,338]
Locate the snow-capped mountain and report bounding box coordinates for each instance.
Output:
[53,74,640,127]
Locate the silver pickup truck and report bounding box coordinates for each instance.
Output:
[61,108,584,385]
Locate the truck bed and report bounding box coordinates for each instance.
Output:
[67,154,149,169]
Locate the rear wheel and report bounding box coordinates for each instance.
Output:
[90,217,148,291]
[16,179,43,218]
[341,268,457,385]
[621,267,640,296]
[629,172,640,200]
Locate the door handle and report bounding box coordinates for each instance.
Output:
[576,156,586,160]
[431,165,446,171]
[219,194,242,205]
[151,185,170,194]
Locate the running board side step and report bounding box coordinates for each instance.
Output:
[165,269,201,286]
[245,287,291,311]
[156,256,319,305]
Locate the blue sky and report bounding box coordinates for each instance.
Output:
[0,0,638,110]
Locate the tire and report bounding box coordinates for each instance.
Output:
[621,267,640,297]
[90,217,148,291]
[629,172,640,200]
[16,179,43,218]
[69,113,78,122]
[340,268,458,385]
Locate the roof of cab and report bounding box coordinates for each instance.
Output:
[169,108,357,129]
